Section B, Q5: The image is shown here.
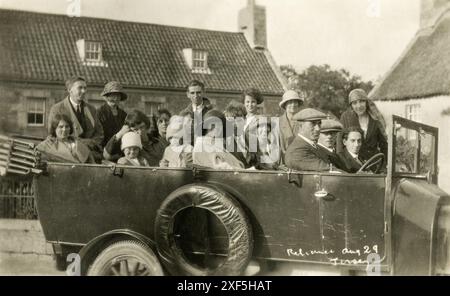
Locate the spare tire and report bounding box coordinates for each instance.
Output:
[155,183,253,276]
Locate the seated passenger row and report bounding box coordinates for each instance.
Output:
[36,77,388,173]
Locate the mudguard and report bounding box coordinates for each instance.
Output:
[78,229,156,275]
[392,178,450,275]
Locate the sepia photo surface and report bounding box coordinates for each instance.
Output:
[0,0,449,278]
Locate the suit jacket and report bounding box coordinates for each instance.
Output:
[48,97,104,151]
[97,103,127,148]
[317,144,347,171]
[338,149,364,173]
[338,109,387,161]
[285,136,331,171]
[279,113,296,164]
[179,98,213,145]
[36,136,94,163]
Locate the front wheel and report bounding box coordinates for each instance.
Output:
[87,240,164,276]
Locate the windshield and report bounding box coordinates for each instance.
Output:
[392,116,438,179]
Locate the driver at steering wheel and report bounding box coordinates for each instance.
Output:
[339,127,365,173]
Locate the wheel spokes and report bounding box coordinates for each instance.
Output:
[110,258,151,276]
[132,262,141,276]
[120,260,129,276]
[111,265,121,276]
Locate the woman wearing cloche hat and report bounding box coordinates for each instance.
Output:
[97,81,128,150]
[338,88,387,164]
[278,89,304,164]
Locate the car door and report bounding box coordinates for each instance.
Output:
[319,173,387,268]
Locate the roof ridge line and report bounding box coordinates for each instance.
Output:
[0,8,243,35]
[418,6,450,35]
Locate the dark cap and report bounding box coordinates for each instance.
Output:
[320,119,343,133]
[293,108,327,122]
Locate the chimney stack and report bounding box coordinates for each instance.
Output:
[238,0,267,50]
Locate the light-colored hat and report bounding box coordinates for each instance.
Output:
[320,119,343,133]
[279,90,304,109]
[166,120,185,141]
[101,81,128,101]
[293,108,327,122]
[121,132,142,150]
[348,89,368,104]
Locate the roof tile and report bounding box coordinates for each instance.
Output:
[0,9,283,95]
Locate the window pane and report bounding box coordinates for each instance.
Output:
[27,98,44,112]
[35,114,43,124]
[419,132,434,174]
[27,98,45,125]
[85,42,101,61]
[27,113,36,124]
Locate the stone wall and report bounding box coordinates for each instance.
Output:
[0,81,282,138]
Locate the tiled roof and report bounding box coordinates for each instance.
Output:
[371,15,450,101]
[0,9,283,95]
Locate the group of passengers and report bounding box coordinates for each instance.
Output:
[36,76,387,173]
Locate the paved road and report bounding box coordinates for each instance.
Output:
[0,253,340,276]
[0,253,64,276]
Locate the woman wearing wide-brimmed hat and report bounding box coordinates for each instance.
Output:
[97,81,128,150]
[278,90,304,164]
[338,88,387,163]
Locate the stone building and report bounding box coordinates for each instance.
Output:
[0,1,285,139]
[371,0,450,191]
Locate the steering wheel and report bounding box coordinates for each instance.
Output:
[357,153,385,174]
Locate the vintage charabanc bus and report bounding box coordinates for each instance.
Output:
[2,115,449,276]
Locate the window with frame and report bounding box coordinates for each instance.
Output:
[405,104,421,140]
[193,50,208,71]
[85,41,102,62]
[405,104,421,122]
[27,97,45,126]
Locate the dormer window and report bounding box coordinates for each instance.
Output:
[183,48,211,74]
[76,39,108,67]
[85,41,102,62]
[193,50,207,70]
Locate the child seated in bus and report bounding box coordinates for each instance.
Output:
[117,132,150,167]
[160,115,193,168]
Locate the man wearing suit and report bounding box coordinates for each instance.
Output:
[317,119,347,171]
[285,108,331,171]
[338,127,365,173]
[179,80,213,146]
[48,76,104,161]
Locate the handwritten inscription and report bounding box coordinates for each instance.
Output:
[287,248,335,257]
[287,245,379,266]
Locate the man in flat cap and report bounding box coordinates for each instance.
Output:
[285,108,331,171]
[48,76,104,161]
[317,119,347,171]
